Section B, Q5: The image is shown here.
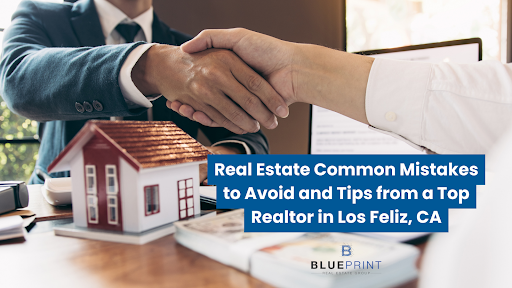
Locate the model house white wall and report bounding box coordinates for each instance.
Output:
[119,157,140,233]
[137,162,201,232]
[69,153,202,233]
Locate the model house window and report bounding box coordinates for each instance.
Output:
[105,165,118,194]
[87,195,98,224]
[85,165,96,195]
[107,196,118,225]
[178,178,194,219]
[144,185,160,216]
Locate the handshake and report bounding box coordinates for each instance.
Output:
[133,28,374,134]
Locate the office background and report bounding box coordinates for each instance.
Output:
[0,0,510,182]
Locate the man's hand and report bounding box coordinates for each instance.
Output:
[172,29,298,126]
[199,145,243,185]
[132,44,289,134]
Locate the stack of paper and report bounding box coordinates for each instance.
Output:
[0,216,25,241]
[175,210,302,272]
[175,210,419,288]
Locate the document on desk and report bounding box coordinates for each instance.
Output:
[310,106,423,154]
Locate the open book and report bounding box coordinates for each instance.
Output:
[175,210,419,288]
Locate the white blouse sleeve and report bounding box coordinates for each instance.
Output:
[366,58,512,154]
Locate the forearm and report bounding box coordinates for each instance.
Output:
[293,44,373,124]
[132,44,167,96]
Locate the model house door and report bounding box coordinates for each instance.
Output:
[83,135,123,231]
[177,178,194,219]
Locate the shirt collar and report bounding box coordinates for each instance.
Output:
[94,0,153,43]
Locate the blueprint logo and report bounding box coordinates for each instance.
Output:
[310,243,382,275]
[341,245,352,256]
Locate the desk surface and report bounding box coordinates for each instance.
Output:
[0,229,273,288]
[0,186,422,288]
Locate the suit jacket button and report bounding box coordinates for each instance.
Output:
[83,101,93,112]
[75,102,84,113]
[92,100,103,111]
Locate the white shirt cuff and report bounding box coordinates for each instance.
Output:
[365,58,433,151]
[119,43,159,108]
[212,140,252,155]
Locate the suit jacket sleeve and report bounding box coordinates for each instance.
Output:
[0,1,147,122]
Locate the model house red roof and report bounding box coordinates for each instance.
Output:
[48,120,211,173]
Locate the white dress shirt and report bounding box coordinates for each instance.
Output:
[93,0,251,154]
[94,0,155,109]
[365,58,512,287]
[366,58,512,154]
[419,126,512,288]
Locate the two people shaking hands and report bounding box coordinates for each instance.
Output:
[147,27,512,155]
[134,28,373,136]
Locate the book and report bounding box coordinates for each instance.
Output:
[0,216,25,241]
[175,210,419,288]
[175,209,303,272]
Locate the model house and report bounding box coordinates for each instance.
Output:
[48,120,210,234]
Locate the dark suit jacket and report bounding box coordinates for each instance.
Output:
[0,0,269,184]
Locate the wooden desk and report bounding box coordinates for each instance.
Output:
[0,186,422,288]
[0,230,273,288]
